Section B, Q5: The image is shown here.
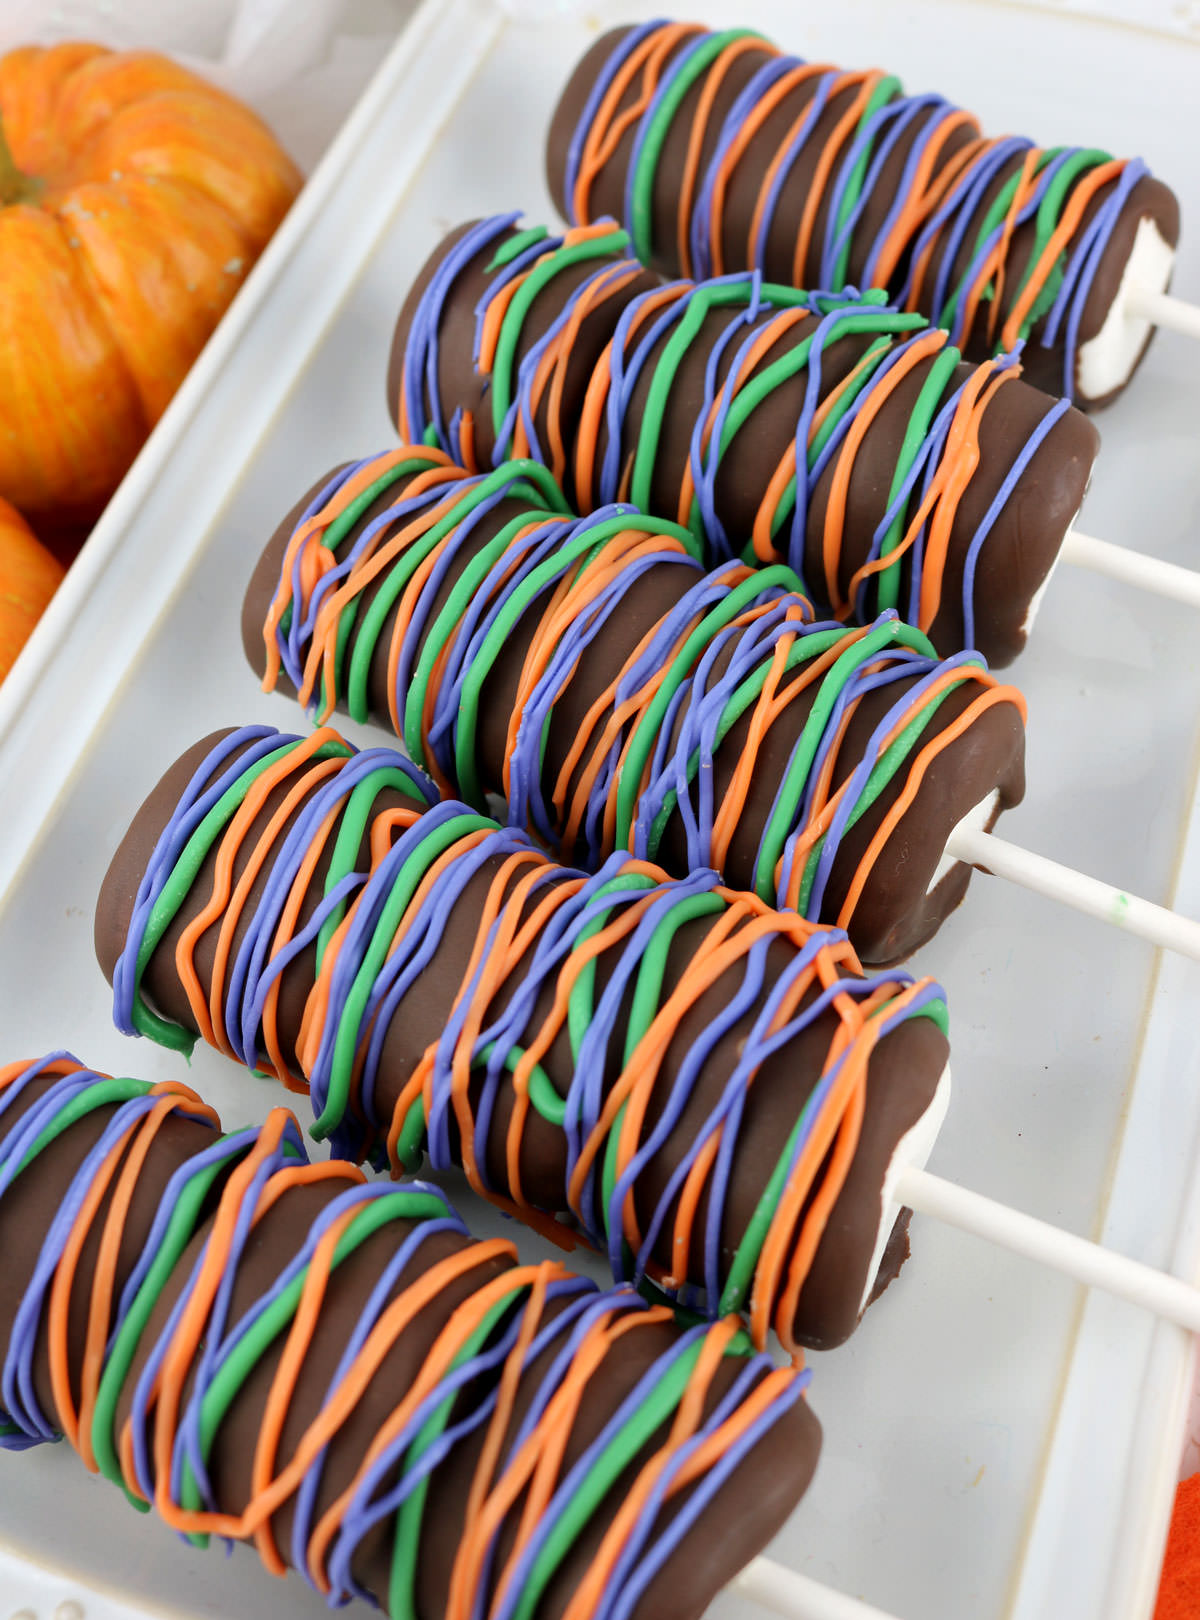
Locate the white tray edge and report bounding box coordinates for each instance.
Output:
[0,0,503,1608]
[1009,723,1200,1620]
[0,0,503,912]
[0,2,1194,1616]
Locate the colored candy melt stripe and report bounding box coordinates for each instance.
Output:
[259,447,1022,928]
[398,215,1069,644]
[0,1053,224,1453]
[561,19,1149,399]
[0,1054,807,1615]
[110,725,946,1353]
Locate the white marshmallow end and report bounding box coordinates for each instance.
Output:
[858,1061,952,1315]
[1076,216,1175,403]
[927,790,1000,894]
[1019,549,1062,640]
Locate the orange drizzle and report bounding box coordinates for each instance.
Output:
[570,24,706,228]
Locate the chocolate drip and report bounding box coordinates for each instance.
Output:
[0,1064,821,1620]
[95,729,950,1350]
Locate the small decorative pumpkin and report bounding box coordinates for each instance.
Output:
[0,497,65,682]
[0,43,302,532]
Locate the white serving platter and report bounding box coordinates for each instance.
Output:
[0,2,1198,1618]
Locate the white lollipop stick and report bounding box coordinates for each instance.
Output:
[1127,284,1200,343]
[1061,526,1200,610]
[735,1557,906,1620]
[898,1166,1200,1332]
[945,824,1200,961]
[719,1160,1200,1620]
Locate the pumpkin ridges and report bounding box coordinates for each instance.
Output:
[82,93,300,243]
[0,497,65,683]
[53,51,242,149]
[0,45,105,175]
[0,209,144,519]
[0,115,41,207]
[56,49,276,137]
[50,52,302,201]
[0,47,300,227]
[0,39,301,528]
[55,177,251,423]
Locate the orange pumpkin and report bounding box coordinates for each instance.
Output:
[0,43,302,532]
[0,497,65,682]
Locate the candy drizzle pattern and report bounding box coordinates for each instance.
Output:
[260,447,1023,928]
[111,726,947,1353]
[112,724,436,1088]
[398,214,1070,647]
[0,1053,226,1452]
[561,19,1149,399]
[0,1056,808,1616]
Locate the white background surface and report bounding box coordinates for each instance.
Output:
[0,3,1198,1619]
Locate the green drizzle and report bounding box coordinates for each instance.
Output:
[491,230,635,447]
[628,28,761,263]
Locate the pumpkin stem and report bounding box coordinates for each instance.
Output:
[0,113,42,208]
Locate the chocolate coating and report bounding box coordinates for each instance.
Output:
[0,1070,219,1438]
[244,463,1027,966]
[546,25,1180,410]
[388,219,1099,668]
[0,1067,821,1620]
[96,729,950,1350]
